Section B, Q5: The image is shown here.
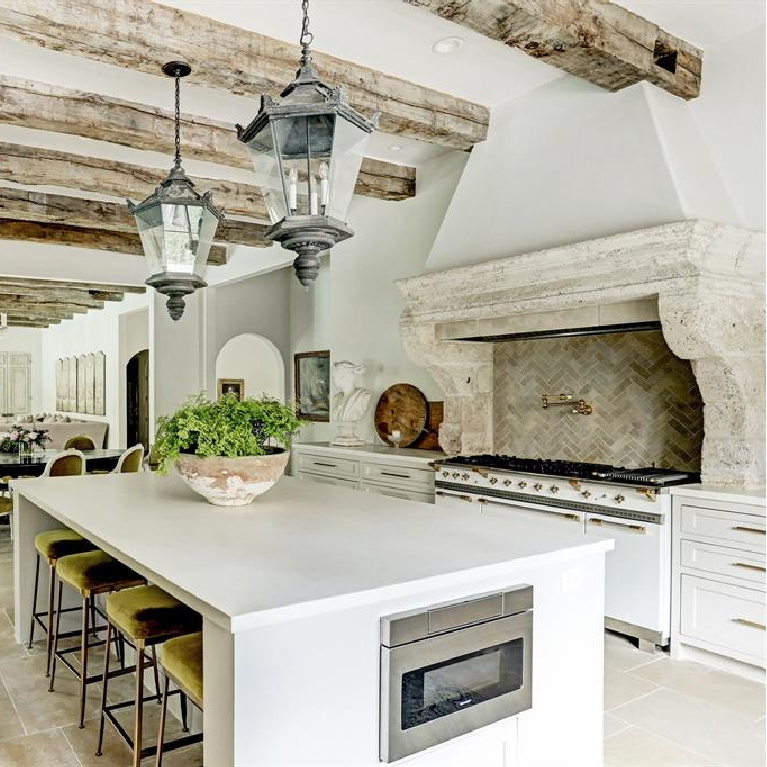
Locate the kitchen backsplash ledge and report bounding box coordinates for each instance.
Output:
[493,330,703,470]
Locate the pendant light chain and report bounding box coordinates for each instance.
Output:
[300,0,313,66]
[173,69,182,168]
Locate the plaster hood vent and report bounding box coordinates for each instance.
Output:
[456,320,661,342]
[396,221,766,486]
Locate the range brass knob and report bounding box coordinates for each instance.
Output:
[462,474,470,481]
[503,479,512,486]
[490,477,498,485]
[442,472,449,478]
[615,494,625,504]
[518,481,527,489]
[550,485,560,494]
[581,490,592,500]
[452,472,460,479]
[533,483,543,491]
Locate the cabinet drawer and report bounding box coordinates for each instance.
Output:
[298,471,360,490]
[681,540,766,584]
[361,461,433,490]
[679,504,766,549]
[361,481,434,504]
[680,575,766,663]
[297,453,359,478]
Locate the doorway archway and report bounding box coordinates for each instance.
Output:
[126,349,150,448]
[215,334,285,402]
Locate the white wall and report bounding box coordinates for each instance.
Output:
[215,334,285,401]
[40,293,149,448]
[0,328,43,414]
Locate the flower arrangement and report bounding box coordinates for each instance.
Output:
[153,393,303,475]
[0,427,51,454]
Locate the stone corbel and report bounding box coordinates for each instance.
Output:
[400,313,493,455]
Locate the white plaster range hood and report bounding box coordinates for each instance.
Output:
[397,221,766,486]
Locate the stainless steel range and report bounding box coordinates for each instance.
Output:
[434,455,699,647]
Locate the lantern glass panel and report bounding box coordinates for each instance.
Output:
[244,123,287,224]
[273,115,311,217]
[326,116,370,221]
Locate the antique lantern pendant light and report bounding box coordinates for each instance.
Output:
[237,0,378,288]
[128,62,224,320]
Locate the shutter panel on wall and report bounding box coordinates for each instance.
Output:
[0,353,31,415]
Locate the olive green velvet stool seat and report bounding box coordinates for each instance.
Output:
[155,632,203,767]
[97,585,202,767]
[29,529,98,677]
[49,550,147,728]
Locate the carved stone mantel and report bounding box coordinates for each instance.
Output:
[397,221,765,485]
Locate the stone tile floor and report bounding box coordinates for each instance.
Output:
[0,528,763,765]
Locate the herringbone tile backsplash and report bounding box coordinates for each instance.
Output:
[493,331,703,470]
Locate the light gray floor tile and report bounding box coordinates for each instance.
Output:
[605,665,661,711]
[0,728,81,766]
[605,726,720,766]
[611,687,766,767]
[605,713,631,738]
[605,630,660,672]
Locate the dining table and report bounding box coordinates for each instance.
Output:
[0,448,125,481]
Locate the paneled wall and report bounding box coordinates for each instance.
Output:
[493,330,703,470]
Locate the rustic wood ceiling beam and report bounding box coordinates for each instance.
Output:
[0,219,228,264]
[0,187,269,248]
[405,0,702,99]
[0,308,73,320]
[0,0,488,149]
[0,288,105,308]
[6,319,54,328]
[0,299,91,314]
[0,275,144,295]
[0,77,416,203]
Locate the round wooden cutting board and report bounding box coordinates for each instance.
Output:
[374,384,428,447]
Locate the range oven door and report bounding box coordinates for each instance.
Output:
[586,512,670,642]
[381,609,532,762]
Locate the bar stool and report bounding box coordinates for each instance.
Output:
[49,550,148,727]
[97,585,202,766]
[27,450,98,676]
[156,632,202,767]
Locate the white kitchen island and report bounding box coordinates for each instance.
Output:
[13,472,612,767]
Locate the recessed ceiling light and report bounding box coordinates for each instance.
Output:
[432,36,463,54]
[389,144,403,152]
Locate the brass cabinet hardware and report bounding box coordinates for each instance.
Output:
[636,488,657,502]
[313,461,337,468]
[733,562,767,573]
[732,617,766,630]
[471,467,489,478]
[542,393,592,415]
[435,491,472,502]
[732,526,766,535]
[381,471,410,479]
[427,462,439,472]
[590,517,646,534]
[568,479,582,491]
[477,498,579,522]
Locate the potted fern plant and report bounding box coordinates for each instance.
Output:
[154,394,302,506]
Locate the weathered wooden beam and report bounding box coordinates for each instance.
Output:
[0,77,416,204]
[0,275,144,296]
[406,0,702,99]
[0,142,262,220]
[0,187,269,248]
[0,219,228,264]
[0,308,74,321]
[6,319,54,328]
[0,0,489,149]
[0,289,101,309]
[0,301,89,316]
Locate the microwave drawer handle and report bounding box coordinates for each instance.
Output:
[733,562,767,573]
[478,498,579,521]
[590,517,646,534]
[436,491,473,503]
[732,617,766,630]
[732,526,766,535]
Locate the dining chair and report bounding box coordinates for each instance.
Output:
[28,449,96,675]
[64,435,96,451]
[114,445,145,474]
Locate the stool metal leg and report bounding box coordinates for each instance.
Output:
[133,640,145,767]
[48,581,63,692]
[151,645,160,702]
[155,675,170,767]
[45,562,56,677]
[27,553,40,649]
[180,692,189,733]
[96,622,112,757]
[78,593,90,728]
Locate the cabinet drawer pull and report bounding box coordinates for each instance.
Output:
[733,562,767,573]
[478,498,579,522]
[436,491,472,502]
[381,471,410,479]
[313,461,337,468]
[732,617,766,630]
[590,518,646,534]
[732,526,766,535]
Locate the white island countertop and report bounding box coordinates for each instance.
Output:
[671,483,766,506]
[15,472,610,633]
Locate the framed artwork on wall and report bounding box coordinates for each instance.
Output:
[218,378,245,401]
[294,350,330,422]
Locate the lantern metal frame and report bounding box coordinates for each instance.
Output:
[236,0,378,287]
[128,61,225,320]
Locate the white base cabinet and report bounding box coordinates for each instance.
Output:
[671,487,766,673]
[293,442,442,503]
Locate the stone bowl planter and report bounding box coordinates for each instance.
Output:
[175,449,290,506]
